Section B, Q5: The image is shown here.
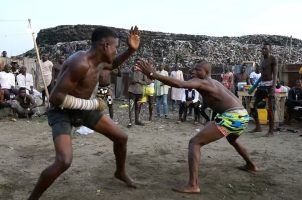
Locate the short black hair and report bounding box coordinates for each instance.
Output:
[263,41,271,48]
[19,87,26,92]
[91,27,118,44]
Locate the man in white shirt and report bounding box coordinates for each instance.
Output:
[0,64,16,100]
[155,65,170,118]
[40,54,53,105]
[178,88,200,123]
[170,64,184,111]
[17,66,34,91]
[249,63,261,85]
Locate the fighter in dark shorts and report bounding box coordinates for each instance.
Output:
[28,26,140,200]
[250,42,277,136]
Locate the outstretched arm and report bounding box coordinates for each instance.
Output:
[112,26,140,69]
[137,60,203,90]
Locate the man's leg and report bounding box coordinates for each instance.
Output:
[199,104,210,122]
[107,95,114,119]
[226,134,258,171]
[128,93,134,127]
[171,99,175,111]
[183,103,188,121]
[93,115,135,188]
[178,102,185,122]
[266,96,275,136]
[41,89,46,106]
[173,122,224,193]
[148,95,153,121]
[193,102,200,123]
[250,96,262,132]
[134,94,144,125]
[108,103,114,119]
[156,96,162,117]
[28,135,73,200]
[163,94,168,118]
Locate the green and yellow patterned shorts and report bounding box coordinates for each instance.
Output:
[214,107,249,136]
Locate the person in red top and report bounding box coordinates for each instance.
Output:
[221,66,233,90]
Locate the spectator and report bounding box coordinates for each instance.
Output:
[249,63,261,85]
[138,58,155,121]
[16,66,34,92]
[155,65,169,118]
[178,88,200,124]
[0,58,4,71]
[170,64,184,111]
[0,51,10,68]
[221,66,234,90]
[285,80,302,123]
[10,60,20,76]
[40,54,53,106]
[128,60,148,127]
[11,87,37,118]
[0,64,16,100]
[97,68,114,119]
[51,55,65,88]
[234,65,250,95]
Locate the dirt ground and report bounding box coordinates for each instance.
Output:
[0,102,302,200]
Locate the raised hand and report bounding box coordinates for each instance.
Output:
[127,26,140,51]
[137,59,155,78]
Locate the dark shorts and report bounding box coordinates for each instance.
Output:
[48,107,103,139]
[254,86,274,100]
[254,86,275,110]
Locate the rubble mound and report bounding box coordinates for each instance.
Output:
[23,25,302,74]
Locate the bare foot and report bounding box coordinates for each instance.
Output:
[249,127,262,133]
[237,164,258,173]
[114,172,136,188]
[264,131,274,137]
[172,185,200,194]
[135,121,145,126]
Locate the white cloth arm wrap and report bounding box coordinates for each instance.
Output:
[61,94,101,110]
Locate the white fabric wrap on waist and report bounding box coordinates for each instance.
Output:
[61,94,104,111]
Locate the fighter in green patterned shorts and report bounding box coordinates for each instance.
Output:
[138,60,258,194]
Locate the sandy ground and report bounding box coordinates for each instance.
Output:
[0,102,302,200]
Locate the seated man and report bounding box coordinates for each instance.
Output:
[178,88,200,124]
[285,80,302,123]
[0,64,16,100]
[11,87,37,118]
[0,84,11,109]
[16,66,34,92]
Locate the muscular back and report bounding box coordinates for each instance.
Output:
[50,51,101,106]
[197,78,242,113]
[260,55,276,82]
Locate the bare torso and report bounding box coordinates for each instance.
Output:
[260,55,276,82]
[99,69,111,87]
[197,78,242,113]
[51,51,101,103]
[234,73,249,84]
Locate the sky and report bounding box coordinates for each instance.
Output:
[0,0,301,56]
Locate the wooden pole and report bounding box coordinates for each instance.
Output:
[28,19,50,107]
